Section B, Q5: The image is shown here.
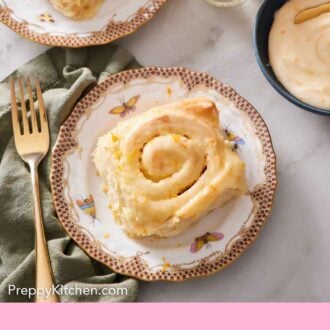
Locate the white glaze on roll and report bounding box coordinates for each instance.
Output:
[93,98,247,238]
[49,0,104,20]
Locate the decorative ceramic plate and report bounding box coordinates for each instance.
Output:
[51,67,277,281]
[0,0,167,47]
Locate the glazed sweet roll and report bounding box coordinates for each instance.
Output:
[93,98,247,238]
[49,0,104,20]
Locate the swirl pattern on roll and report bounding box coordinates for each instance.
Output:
[50,0,104,20]
[93,98,247,238]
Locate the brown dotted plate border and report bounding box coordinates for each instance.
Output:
[51,67,277,281]
[0,0,167,48]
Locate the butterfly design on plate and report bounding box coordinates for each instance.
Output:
[224,129,245,151]
[76,195,98,224]
[190,232,224,253]
[109,95,141,117]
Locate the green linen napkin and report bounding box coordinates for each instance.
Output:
[0,44,140,302]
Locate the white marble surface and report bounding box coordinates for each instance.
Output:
[1,0,330,302]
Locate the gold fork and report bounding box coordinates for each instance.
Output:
[10,77,59,303]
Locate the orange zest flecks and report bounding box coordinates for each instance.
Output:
[161,257,171,272]
[167,86,173,97]
[171,134,180,143]
[113,149,122,160]
[126,150,139,163]
[111,134,120,143]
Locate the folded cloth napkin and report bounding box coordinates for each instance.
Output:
[0,44,140,302]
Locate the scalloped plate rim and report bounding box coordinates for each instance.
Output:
[0,0,168,47]
[50,66,278,282]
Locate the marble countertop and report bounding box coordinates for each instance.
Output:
[1,0,330,302]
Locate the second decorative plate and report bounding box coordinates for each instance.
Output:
[0,0,167,47]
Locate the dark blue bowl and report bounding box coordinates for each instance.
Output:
[253,0,330,116]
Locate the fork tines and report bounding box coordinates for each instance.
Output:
[10,77,48,136]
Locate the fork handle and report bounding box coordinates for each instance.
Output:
[29,161,59,303]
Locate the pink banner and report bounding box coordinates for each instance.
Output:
[1,303,328,329]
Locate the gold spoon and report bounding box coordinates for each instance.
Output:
[294,2,330,24]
